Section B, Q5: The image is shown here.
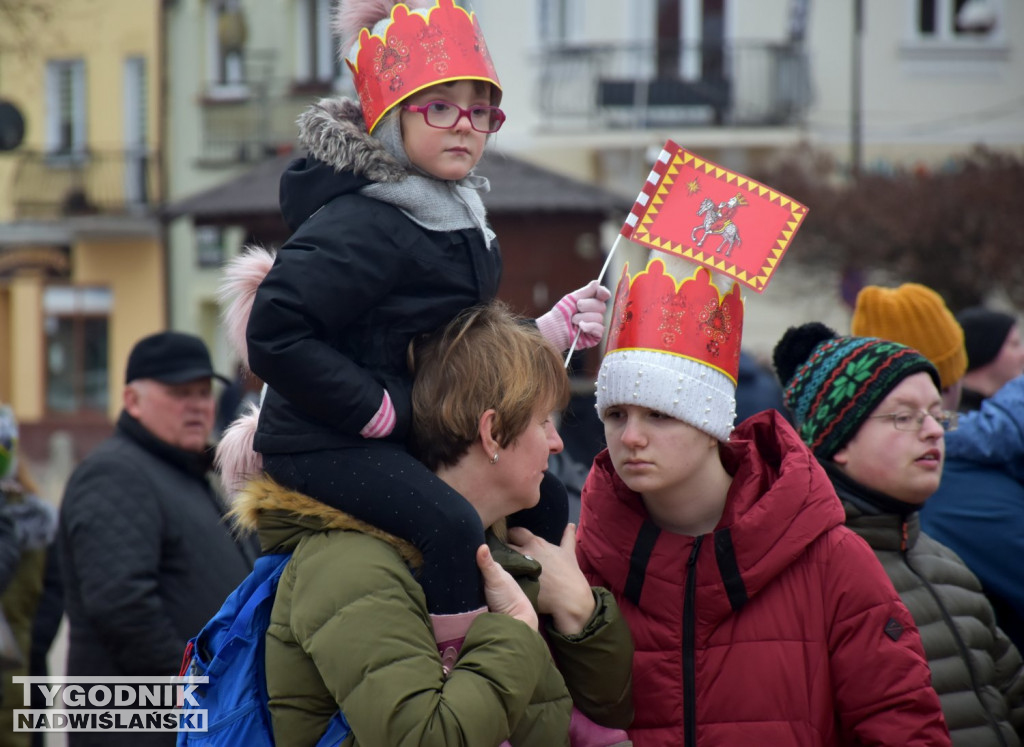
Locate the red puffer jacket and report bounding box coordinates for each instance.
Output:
[576,410,950,747]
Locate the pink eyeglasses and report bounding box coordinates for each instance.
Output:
[401,100,506,133]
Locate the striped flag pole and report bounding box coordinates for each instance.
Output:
[620,144,675,241]
[564,145,675,367]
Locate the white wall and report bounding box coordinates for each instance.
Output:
[805,0,1024,166]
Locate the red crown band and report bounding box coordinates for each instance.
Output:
[607,259,744,385]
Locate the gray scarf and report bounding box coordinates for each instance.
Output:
[361,115,496,248]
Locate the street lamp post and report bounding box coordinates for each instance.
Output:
[851,0,863,178]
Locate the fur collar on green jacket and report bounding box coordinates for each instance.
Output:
[228,477,543,603]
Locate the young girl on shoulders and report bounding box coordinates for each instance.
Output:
[244,0,609,635]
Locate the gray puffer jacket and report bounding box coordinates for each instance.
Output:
[829,462,1024,747]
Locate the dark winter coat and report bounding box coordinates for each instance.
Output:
[833,463,1024,747]
[247,98,501,453]
[59,412,256,679]
[576,410,949,747]
[0,495,17,596]
[0,479,56,747]
[922,374,1024,650]
[232,478,634,746]
[734,350,790,424]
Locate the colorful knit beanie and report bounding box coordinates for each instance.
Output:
[956,307,1017,372]
[596,259,743,441]
[772,322,940,459]
[851,283,966,390]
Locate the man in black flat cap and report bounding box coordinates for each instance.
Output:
[57,332,256,746]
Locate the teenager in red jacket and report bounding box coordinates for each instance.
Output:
[575,258,949,747]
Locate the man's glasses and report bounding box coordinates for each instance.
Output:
[401,101,506,133]
[868,410,959,432]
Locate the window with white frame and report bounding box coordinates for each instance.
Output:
[538,0,584,45]
[677,0,728,81]
[296,0,341,86]
[43,286,112,415]
[912,0,1002,42]
[123,56,149,204]
[206,0,249,97]
[196,225,226,268]
[45,59,86,157]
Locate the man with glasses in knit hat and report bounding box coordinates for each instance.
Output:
[852,285,1024,651]
[775,321,1024,746]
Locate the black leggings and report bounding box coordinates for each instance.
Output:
[263,444,568,615]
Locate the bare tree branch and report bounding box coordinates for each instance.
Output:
[0,0,57,54]
[756,146,1024,311]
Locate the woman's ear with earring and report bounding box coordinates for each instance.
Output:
[478,409,501,464]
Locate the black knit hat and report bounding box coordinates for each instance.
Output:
[773,322,939,459]
[125,332,229,385]
[956,307,1016,372]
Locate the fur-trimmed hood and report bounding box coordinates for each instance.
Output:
[280,97,407,232]
[230,476,423,568]
[229,477,545,588]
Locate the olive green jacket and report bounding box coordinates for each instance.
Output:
[232,479,633,746]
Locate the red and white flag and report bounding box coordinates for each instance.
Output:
[620,140,808,293]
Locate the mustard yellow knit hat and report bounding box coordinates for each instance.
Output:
[851,283,966,390]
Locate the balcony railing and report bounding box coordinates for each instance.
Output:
[537,41,811,130]
[198,48,355,164]
[199,85,313,164]
[11,149,162,220]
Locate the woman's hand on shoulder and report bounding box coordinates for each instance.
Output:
[477,544,538,631]
[508,524,597,636]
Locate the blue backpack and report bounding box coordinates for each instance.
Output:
[177,553,350,746]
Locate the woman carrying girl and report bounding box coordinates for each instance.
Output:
[232,303,632,745]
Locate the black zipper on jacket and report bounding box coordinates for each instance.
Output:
[900,518,1009,747]
[683,535,704,747]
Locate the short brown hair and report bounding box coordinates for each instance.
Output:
[409,302,569,471]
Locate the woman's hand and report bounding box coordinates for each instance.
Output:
[508,524,596,636]
[477,544,538,630]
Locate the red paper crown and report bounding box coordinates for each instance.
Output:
[345,0,502,133]
[607,259,744,384]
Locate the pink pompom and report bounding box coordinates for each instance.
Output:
[215,403,263,499]
[218,246,275,369]
[333,0,432,55]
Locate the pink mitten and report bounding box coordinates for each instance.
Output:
[360,390,396,438]
[536,280,612,352]
[569,708,632,746]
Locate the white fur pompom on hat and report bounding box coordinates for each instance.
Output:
[333,0,433,56]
